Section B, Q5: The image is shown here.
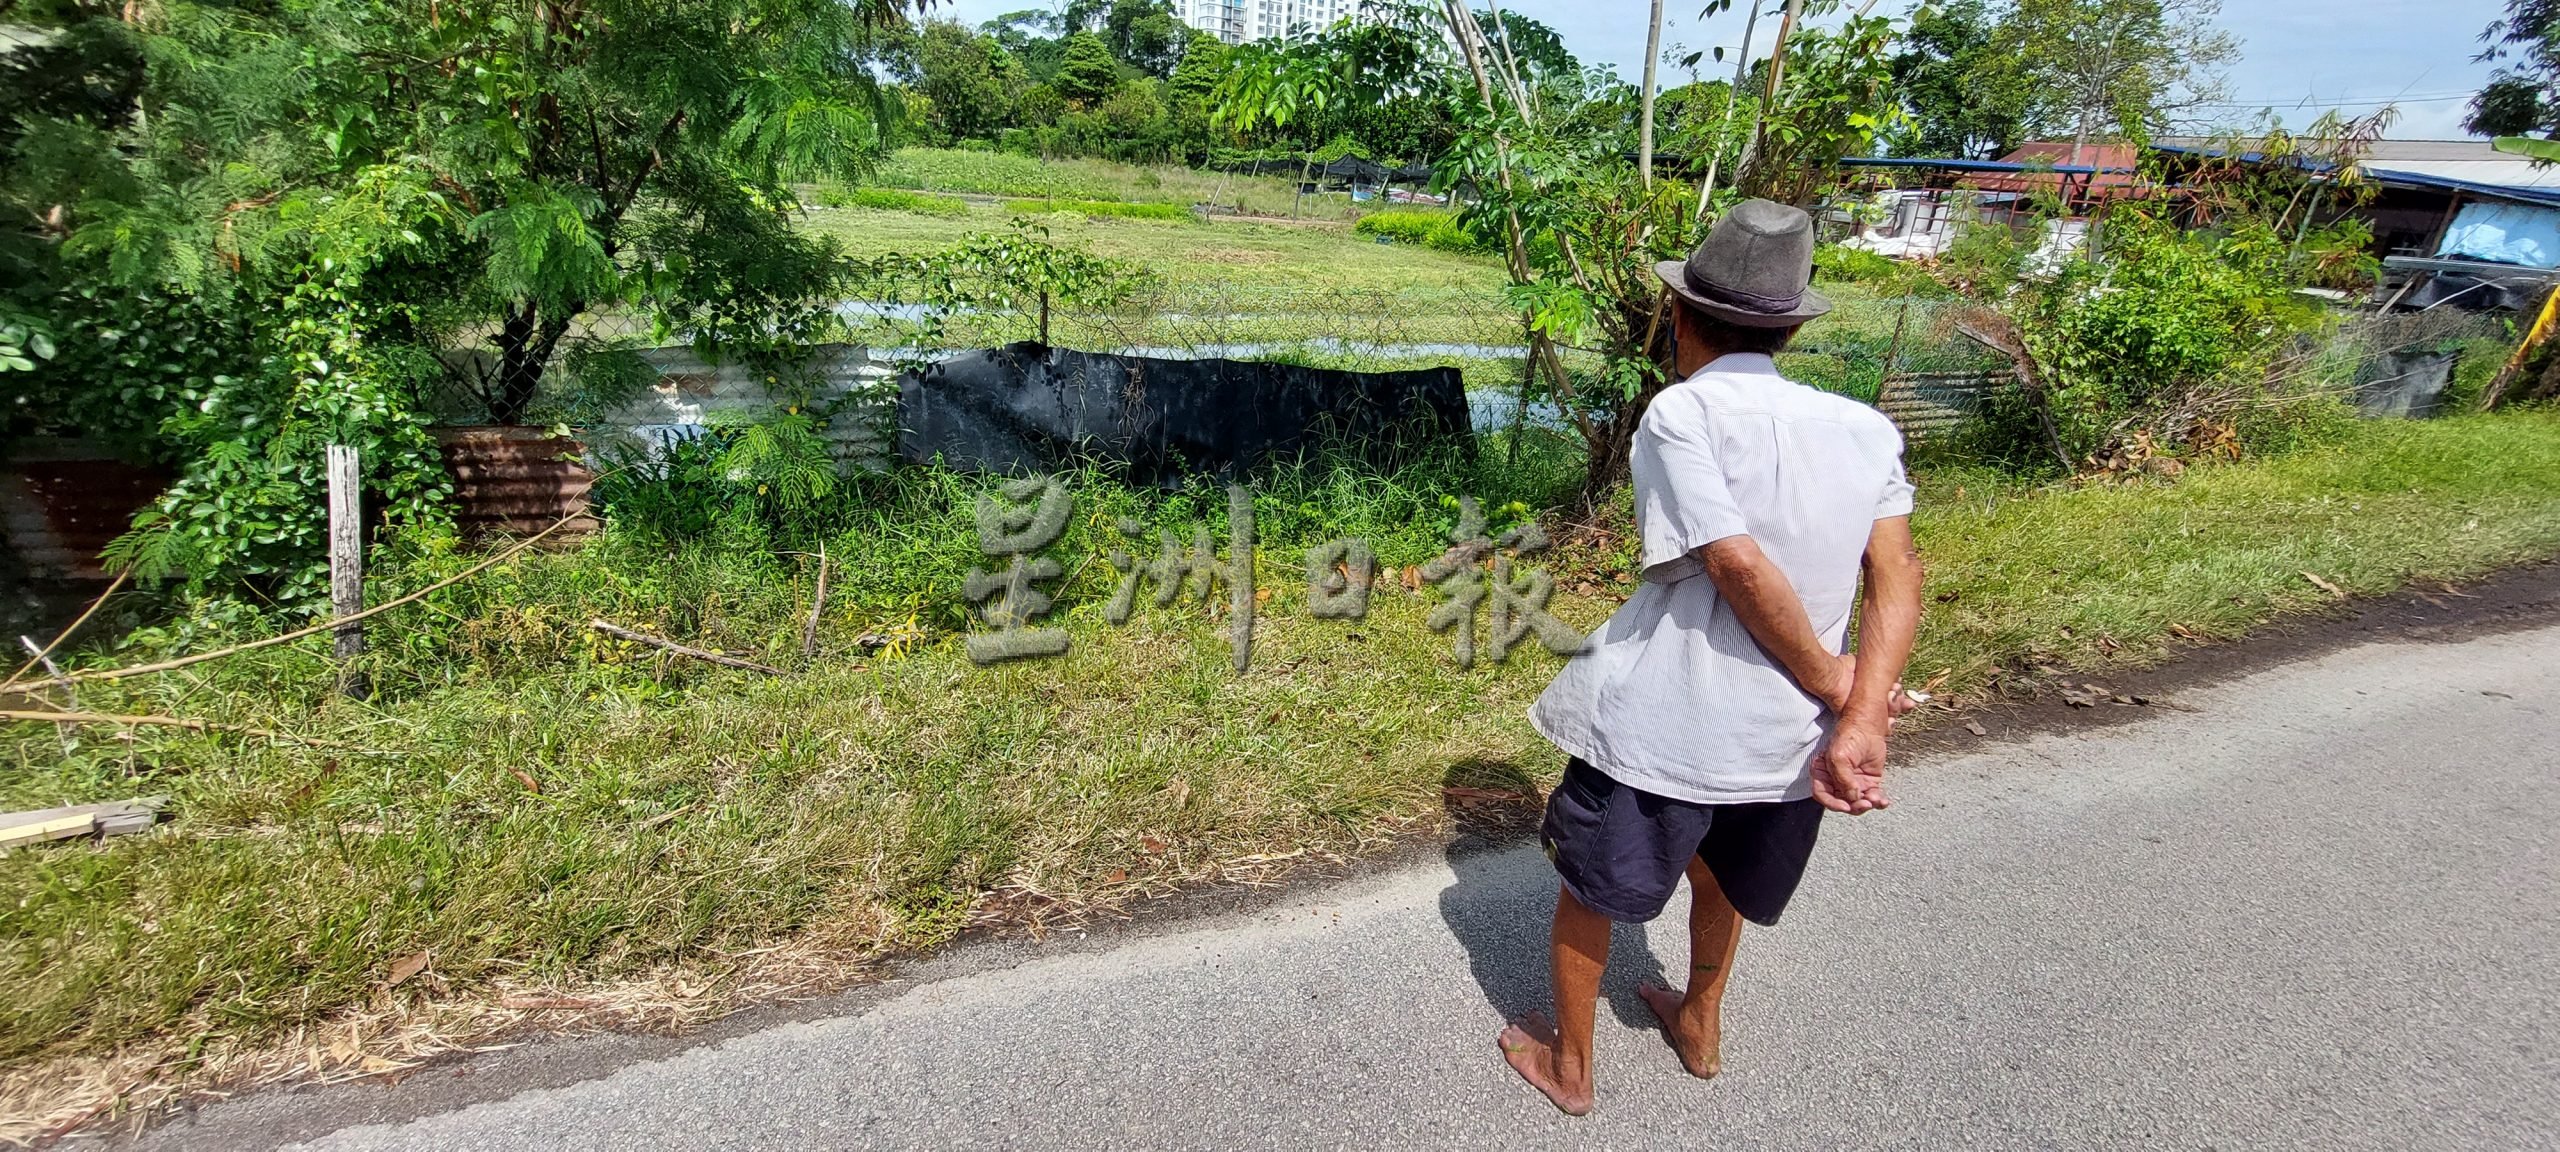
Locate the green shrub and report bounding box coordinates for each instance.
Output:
[816,185,972,217]
[2441,329,2517,413]
[877,147,1091,198]
[1355,210,1491,255]
[1000,198,1191,222]
[1812,243,1900,283]
[1354,209,1441,244]
[2006,217,2339,464]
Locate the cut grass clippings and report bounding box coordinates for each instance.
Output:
[5,411,2560,1137]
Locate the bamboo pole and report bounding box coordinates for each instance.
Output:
[1697,0,1764,215]
[1737,0,1806,198]
[1640,0,1665,187]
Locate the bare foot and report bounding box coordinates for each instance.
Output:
[1637,981,1722,1079]
[1496,1011,1594,1116]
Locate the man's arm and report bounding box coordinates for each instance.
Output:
[1700,535,1853,710]
[1815,515,1924,815]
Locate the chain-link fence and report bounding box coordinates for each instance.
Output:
[2284,307,2514,418]
[1784,292,2518,445]
[414,279,2522,462]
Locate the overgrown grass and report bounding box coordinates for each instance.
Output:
[874,147,1362,221]
[1000,198,1193,223]
[812,184,972,217]
[8,412,2560,1094]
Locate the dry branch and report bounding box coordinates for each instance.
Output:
[800,546,830,661]
[5,571,126,688]
[0,710,375,752]
[587,620,786,676]
[1,508,586,695]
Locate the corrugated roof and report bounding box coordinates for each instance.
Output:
[2360,158,2560,192]
[2364,140,2516,162]
[2153,137,2560,207]
[1969,143,2146,195]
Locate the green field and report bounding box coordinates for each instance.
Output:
[804,193,1519,351]
[800,162,1956,382]
[871,147,1378,221]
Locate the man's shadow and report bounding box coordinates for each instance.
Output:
[1436,758,1673,1032]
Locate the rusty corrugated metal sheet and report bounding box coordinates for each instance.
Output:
[434,427,598,542]
[1877,370,2011,441]
[0,456,169,580]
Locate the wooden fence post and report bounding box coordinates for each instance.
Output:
[326,444,364,666]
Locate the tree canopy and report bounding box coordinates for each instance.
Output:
[2468,0,2560,139]
[5,0,919,594]
[2006,0,2237,161]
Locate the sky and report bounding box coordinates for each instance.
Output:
[928,0,2512,141]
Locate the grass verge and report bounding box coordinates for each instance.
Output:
[5,412,2559,1134]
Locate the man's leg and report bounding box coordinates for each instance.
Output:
[1639,856,1744,1078]
[1498,882,1612,1115]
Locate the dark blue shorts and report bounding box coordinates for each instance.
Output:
[1540,757,1824,926]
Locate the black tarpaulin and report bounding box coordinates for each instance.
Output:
[898,343,1473,482]
[1319,156,1389,182]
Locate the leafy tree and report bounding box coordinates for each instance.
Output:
[2467,0,2560,138]
[910,20,1021,141]
[7,0,921,597]
[1103,0,1192,79]
[1474,9,1579,82]
[1167,35,1232,105]
[855,220,1155,347]
[1213,37,1358,215]
[984,9,1072,82]
[1736,12,1908,203]
[1658,81,1759,179]
[0,2,145,285]
[1056,31,1127,106]
[1888,0,2029,159]
[2006,0,2238,163]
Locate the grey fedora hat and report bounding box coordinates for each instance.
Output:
[1652,198,1831,328]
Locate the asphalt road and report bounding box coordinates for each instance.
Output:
[144,623,2560,1150]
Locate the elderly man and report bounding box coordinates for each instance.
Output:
[1499,199,1926,1115]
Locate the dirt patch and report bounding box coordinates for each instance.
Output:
[1188,248,1286,264]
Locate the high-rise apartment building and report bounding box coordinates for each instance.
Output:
[1177,0,1353,44]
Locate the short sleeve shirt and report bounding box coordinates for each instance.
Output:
[1529,353,1914,803]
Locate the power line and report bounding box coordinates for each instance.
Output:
[2189,93,2478,108]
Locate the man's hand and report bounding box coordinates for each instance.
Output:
[1814,516,1921,817]
[1813,714,1890,815]
[1813,654,1920,723]
[1811,653,1856,713]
